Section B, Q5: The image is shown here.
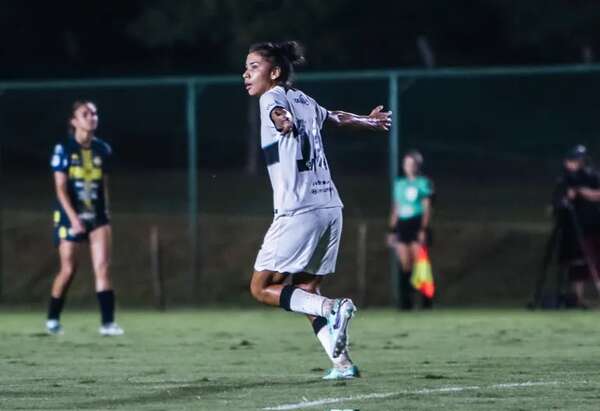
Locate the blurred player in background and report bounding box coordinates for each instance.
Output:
[243,41,391,380]
[388,150,434,309]
[553,145,600,307]
[45,100,123,336]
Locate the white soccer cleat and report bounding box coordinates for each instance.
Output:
[46,319,64,335]
[322,364,361,380]
[99,322,124,336]
[327,298,357,358]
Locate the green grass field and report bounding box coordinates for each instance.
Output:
[1,309,599,410]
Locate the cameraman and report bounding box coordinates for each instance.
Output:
[553,145,600,307]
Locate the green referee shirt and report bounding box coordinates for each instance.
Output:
[393,176,433,219]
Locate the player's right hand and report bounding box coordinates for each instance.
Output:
[271,107,294,135]
[70,218,86,235]
[367,105,392,131]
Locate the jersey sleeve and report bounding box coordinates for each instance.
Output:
[102,141,113,174]
[316,103,328,130]
[259,88,290,135]
[50,143,68,173]
[420,178,434,198]
[306,94,328,130]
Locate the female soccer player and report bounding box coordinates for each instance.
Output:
[388,150,434,309]
[45,100,123,336]
[243,41,391,380]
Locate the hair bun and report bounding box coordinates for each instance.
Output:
[277,41,306,66]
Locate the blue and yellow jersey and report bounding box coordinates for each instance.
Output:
[393,176,433,220]
[50,136,112,226]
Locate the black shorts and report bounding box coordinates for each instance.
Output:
[52,209,110,247]
[393,216,432,245]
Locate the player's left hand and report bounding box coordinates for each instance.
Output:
[417,229,427,245]
[577,187,595,200]
[367,105,392,131]
[386,233,397,247]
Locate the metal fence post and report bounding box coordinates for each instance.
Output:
[186,81,199,303]
[0,141,3,302]
[388,74,400,307]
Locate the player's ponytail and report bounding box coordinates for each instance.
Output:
[277,41,305,67]
[249,41,306,88]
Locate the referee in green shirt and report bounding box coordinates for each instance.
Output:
[388,150,434,309]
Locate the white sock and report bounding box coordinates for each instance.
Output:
[316,324,352,368]
[289,288,333,317]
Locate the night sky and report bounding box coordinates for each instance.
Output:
[2,1,600,80]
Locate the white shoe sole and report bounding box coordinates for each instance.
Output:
[100,332,124,336]
[332,299,357,358]
[99,328,124,336]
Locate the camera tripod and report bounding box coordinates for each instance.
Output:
[529,202,600,309]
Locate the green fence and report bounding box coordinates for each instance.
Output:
[2,64,600,307]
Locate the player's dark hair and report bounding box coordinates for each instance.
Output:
[405,149,424,174]
[68,100,95,134]
[249,41,306,88]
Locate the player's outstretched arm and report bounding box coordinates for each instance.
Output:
[327,105,391,131]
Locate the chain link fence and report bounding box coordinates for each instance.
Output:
[1,65,599,306]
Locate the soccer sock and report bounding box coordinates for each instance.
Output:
[279,285,334,317]
[96,290,115,325]
[312,316,353,368]
[400,270,414,310]
[47,296,65,321]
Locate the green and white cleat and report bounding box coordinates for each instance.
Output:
[322,365,361,380]
[99,322,124,336]
[327,298,357,358]
[46,319,64,335]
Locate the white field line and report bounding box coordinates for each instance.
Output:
[263,380,585,410]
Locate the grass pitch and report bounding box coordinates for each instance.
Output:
[1,308,599,410]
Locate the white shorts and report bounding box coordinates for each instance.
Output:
[254,207,343,275]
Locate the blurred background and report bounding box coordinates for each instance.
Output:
[2,0,600,307]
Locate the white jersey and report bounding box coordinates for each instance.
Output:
[259,85,343,217]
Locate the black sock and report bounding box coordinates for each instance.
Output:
[279,285,296,311]
[399,270,414,310]
[47,297,65,321]
[422,296,433,309]
[311,316,327,335]
[97,290,115,325]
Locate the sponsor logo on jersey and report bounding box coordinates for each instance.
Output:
[293,95,310,106]
[405,186,419,201]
